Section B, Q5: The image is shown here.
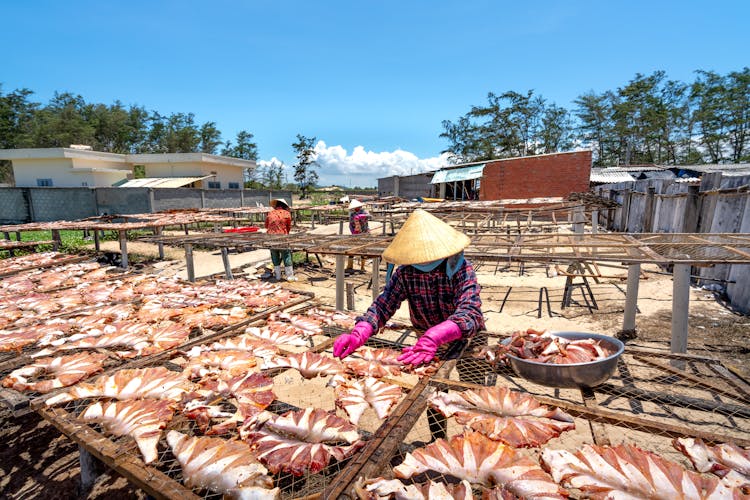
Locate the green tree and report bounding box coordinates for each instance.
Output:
[574,91,617,166]
[0,86,38,183]
[540,104,574,154]
[199,121,223,154]
[262,161,284,189]
[291,134,319,198]
[30,91,95,147]
[222,130,259,183]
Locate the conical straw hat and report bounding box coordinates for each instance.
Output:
[348,199,363,210]
[382,209,470,265]
[270,198,288,208]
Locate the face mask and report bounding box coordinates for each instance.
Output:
[446,252,465,279]
[412,259,443,273]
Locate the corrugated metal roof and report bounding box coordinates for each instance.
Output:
[641,171,676,180]
[676,163,750,173]
[590,170,635,183]
[117,176,212,188]
[431,164,485,184]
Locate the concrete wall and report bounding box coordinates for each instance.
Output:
[12,157,131,187]
[28,188,98,221]
[0,188,30,224]
[377,173,433,199]
[378,177,395,197]
[0,187,293,223]
[480,150,592,201]
[96,188,153,215]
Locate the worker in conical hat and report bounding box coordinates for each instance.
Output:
[347,199,370,271]
[333,209,484,366]
[265,198,297,282]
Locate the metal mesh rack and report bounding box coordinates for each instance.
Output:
[311,334,750,497]
[37,311,437,499]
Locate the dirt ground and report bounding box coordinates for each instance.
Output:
[1,221,748,499]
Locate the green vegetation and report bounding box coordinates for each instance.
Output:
[441,68,750,166]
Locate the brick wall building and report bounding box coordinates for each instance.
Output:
[479,150,592,201]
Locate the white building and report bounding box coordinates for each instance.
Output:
[0,148,256,189]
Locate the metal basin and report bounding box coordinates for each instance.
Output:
[502,332,624,388]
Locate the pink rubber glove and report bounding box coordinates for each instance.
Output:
[398,320,462,366]
[333,321,373,359]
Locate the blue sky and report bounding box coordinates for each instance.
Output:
[1,0,748,187]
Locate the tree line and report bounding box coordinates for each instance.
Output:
[0,87,322,190]
[441,68,750,167]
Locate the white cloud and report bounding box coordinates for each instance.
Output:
[259,141,450,188]
[312,141,448,178]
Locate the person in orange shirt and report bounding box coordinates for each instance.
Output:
[265,198,297,281]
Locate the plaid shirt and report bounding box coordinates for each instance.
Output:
[265,207,291,234]
[349,209,370,234]
[357,260,484,338]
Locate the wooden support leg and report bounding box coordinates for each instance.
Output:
[622,264,640,335]
[156,226,164,259]
[346,282,355,311]
[671,264,690,368]
[185,243,195,282]
[371,257,380,302]
[221,247,234,279]
[78,445,105,495]
[93,229,100,252]
[118,230,128,269]
[51,229,61,251]
[335,254,345,311]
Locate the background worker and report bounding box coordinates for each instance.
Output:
[347,199,370,271]
[332,209,485,438]
[265,198,297,282]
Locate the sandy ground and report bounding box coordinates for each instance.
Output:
[1,220,748,498]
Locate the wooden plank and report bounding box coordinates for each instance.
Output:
[323,353,461,498]
[580,387,611,445]
[428,377,750,448]
[38,407,201,500]
[634,355,750,405]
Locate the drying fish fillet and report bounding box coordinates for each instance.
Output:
[429,387,575,447]
[271,312,323,337]
[305,308,357,329]
[242,408,364,476]
[204,334,279,359]
[357,478,473,500]
[0,321,73,352]
[182,350,258,378]
[345,348,438,378]
[329,375,402,425]
[541,443,741,499]
[2,352,108,393]
[674,437,750,489]
[247,325,308,347]
[166,431,278,499]
[185,373,276,434]
[263,352,344,379]
[45,367,191,405]
[80,400,174,464]
[394,431,565,498]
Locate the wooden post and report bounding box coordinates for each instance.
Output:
[185,243,195,282]
[221,247,233,279]
[339,220,344,235]
[671,264,690,368]
[371,257,380,301]
[573,206,585,234]
[118,230,128,268]
[335,254,345,311]
[644,186,656,232]
[155,226,164,259]
[346,282,355,311]
[78,446,105,495]
[591,210,599,234]
[622,264,640,334]
[93,229,100,252]
[620,189,632,232]
[51,229,61,251]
